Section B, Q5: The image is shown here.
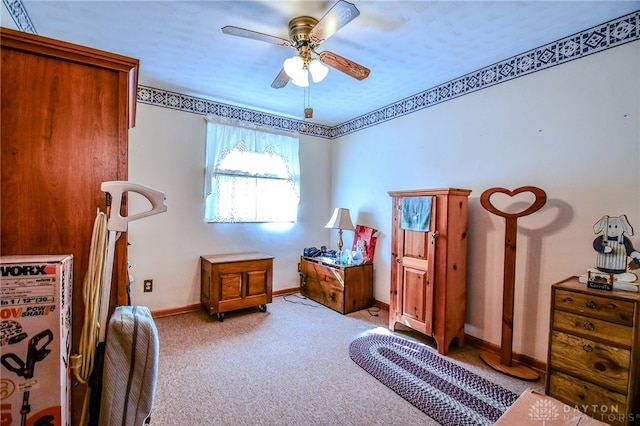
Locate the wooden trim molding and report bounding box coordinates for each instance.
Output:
[152,303,202,319]
[373,299,389,311]
[273,287,300,297]
[1,27,139,128]
[465,333,547,373]
[151,287,301,318]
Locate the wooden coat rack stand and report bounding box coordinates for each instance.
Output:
[479,186,546,380]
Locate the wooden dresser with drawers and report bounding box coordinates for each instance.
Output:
[546,276,640,426]
[299,256,373,314]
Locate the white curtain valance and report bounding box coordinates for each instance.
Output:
[204,116,300,222]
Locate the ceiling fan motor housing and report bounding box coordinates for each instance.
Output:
[288,16,319,52]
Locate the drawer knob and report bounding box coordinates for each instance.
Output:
[583,344,593,353]
[585,299,597,309]
[583,322,595,331]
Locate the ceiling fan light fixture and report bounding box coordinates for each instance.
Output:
[308,59,329,83]
[284,55,305,80]
[291,69,309,87]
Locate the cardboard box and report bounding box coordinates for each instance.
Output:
[495,389,608,425]
[1,255,73,426]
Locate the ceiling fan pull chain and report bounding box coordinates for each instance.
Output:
[303,85,313,119]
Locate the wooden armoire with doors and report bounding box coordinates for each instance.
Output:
[1,28,138,425]
[388,188,471,355]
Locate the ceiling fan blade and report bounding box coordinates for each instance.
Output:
[309,0,360,44]
[222,26,292,47]
[271,68,290,89]
[318,51,370,80]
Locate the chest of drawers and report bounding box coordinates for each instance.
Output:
[546,277,640,425]
[299,256,373,314]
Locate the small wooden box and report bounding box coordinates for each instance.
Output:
[201,252,273,320]
[299,256,373,314]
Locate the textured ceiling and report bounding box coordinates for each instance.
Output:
[10,0,640,126]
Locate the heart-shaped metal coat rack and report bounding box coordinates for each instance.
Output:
[479,186,546,380]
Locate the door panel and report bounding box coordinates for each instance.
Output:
[220,273,243,300]
[396,196,436,333]
[246,270,267,296]
[402,267,429,324]
[403,231,428,259]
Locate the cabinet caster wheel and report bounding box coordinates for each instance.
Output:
[216,312,225,322]
[258,304,267,312]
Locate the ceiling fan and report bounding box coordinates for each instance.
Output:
[221,0,371,89]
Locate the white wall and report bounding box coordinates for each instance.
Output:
[127,105,331,310]
[331,41,639,363]
[128,40,638,364]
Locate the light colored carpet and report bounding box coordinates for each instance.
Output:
[149,294,544,425]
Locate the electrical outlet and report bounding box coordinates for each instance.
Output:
[144,279,153,292]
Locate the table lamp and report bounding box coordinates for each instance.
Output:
[324,208,355,252]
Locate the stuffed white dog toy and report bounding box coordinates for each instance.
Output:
[588,214,640,283]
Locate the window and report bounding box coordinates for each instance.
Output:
[204,117,300,223]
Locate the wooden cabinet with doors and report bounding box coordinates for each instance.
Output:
[201,253,274,321]
[388,188,471,355]
[1,28,138,425]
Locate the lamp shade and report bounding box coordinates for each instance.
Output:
[291,69,309,87]
[308,59,329,83]
[283,55,305,80]
[324,208,355,231]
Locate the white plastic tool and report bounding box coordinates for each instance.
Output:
[101,181,168,232]
[98,181,167,342]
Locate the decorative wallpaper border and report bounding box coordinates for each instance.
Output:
[3,0,36,34]
[136,86,335,138]
[6,1,638,139]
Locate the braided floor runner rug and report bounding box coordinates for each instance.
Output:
[349,334,519,425]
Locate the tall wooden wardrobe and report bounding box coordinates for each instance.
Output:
[1,28,138,424]
[388,188,471,355]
